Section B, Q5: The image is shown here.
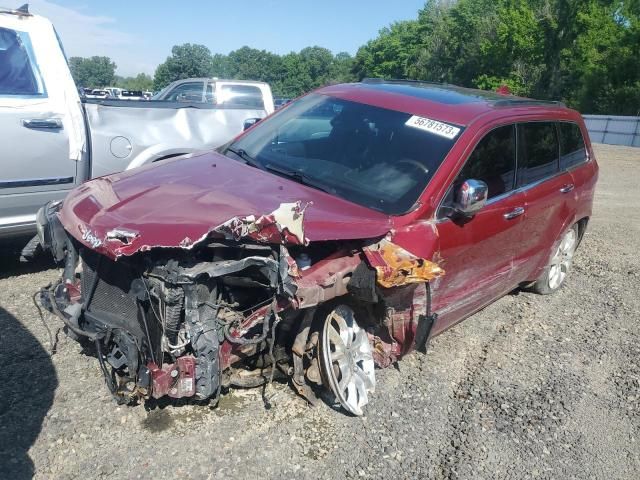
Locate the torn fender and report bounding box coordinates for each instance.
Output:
[363,237,444,288]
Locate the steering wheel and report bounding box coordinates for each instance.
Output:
[396,158,430,176]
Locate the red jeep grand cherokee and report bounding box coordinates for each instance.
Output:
[38,80,598,415]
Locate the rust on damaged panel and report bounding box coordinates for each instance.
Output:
[363,237,444,288]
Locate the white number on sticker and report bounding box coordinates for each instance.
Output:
[405,116,461,139]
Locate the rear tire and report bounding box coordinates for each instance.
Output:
[531,224,579,295]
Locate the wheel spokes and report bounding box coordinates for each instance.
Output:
[328,322,346,352]
[320,305,376,416]
[330,311,352,347]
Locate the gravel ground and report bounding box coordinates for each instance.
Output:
[1,144,638,480]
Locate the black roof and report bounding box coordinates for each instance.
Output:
[361,78,564,108]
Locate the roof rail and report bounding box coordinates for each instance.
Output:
[493,99,566,107]
[361,77,443,87]
[361,77,565,107]
[0,3,31,16]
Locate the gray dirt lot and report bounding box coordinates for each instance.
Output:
[0,144,638,480]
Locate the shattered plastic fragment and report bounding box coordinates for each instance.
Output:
[363,238,444,288]
[105,228,139,245]
[213,201,310,245]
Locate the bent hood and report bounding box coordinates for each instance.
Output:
[59,151,393,258]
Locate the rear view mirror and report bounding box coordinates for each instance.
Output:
[454,179,488,216]
[243,117,261,131]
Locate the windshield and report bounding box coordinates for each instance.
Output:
[227,93,462,214]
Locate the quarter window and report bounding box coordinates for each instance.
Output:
[456,125,516,200]
[558,122,587,170]
[518,122,559,185]
[0,27,45,96]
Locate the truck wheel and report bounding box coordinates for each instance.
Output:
[20,234,43,263]
[531,224,579,295]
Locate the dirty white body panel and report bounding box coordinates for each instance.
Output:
[85,100,267,178]
[0,11,272,239]
[0,11,87,237]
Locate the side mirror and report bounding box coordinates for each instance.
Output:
[453,179,488,216]
[243,117,261,131]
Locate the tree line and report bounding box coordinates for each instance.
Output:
[68,56,154,91]
[68,0,639,114]
[152,44,356,98]
[68,46,356,98]
[354,0,640,115]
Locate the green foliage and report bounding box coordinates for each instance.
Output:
[227,47,284,83]
[153,43,215,90]
[150,43,355,98]
[564,0,640,114]
[115,73,153,91]
[353,0,640,114]
[208,46,355,98]
[73,1,638,114]
[353,20,422,80]
[68,56,116,88]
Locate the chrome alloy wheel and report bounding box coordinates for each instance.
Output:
[320,305,375,416]
[548,228,577,290]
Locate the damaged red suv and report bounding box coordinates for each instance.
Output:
[38,80,597,415]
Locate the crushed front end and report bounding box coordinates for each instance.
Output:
[37,199,443,415]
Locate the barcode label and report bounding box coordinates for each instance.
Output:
[405,116,461,139]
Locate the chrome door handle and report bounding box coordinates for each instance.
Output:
[560,184,575,193]
[22,118,63,129]
[503,206,525,220]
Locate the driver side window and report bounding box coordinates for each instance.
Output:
[0,27,45,96]
[439,124,516,217]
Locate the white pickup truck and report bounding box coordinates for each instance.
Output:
[0,6,274,244]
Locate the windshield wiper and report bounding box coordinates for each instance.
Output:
[225,146,265,170]
[264,164,336,195]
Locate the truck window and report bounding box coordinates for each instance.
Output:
[517,122,559,186]
[165,82,204,102]
[558,122,587,170]
[218,85,264,109]
[0,27,45,96]
[205,84,214,103]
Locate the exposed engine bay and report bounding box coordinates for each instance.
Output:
[37,201,443,415]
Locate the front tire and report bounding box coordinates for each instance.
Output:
[531,224,579,295]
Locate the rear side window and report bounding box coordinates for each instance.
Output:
[456,125,516,199]
[558,122,587,170]
[219,85,264,109]
[518,122,559,185]
[0,27,45,96]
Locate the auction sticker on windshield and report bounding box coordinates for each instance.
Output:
[405,116,461,140]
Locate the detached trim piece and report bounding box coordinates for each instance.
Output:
[0,176,74,189]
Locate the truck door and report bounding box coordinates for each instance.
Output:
[0,16,84,237]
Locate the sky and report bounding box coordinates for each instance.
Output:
[29,0,426,77]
